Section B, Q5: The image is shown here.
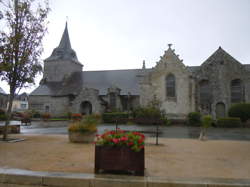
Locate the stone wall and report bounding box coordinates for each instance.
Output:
[195,48,250,118]
[71,88,102,114]
[29,95,69,116]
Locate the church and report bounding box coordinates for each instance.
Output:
[29,23,250,119]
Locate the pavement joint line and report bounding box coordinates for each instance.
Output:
[0,168,250,187]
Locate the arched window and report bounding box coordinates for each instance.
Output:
[166,74,176,98]
[199,80,211,107]
[231,79,243,103]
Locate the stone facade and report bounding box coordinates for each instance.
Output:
[140,45,195,118]
[29,24,250,118]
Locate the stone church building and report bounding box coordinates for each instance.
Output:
[29,23,250,119]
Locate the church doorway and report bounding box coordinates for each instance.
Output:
[215,102,226,119]
[80,101,92,115]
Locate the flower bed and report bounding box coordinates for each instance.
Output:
[95,129,145,152]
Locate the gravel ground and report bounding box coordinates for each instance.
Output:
[1,134,250,179]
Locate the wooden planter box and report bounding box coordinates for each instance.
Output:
[95,146,144,176]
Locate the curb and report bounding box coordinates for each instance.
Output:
[0,168,250,187]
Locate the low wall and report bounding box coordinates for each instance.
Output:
[0,168,250,187]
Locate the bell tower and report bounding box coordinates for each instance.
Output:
[43,22,83,82]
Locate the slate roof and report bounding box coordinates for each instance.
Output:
[187,66,200,73]
[30,69,151,96]
[0,87,6,95]
[44,22,81,65]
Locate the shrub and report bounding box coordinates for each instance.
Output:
[0,114,7,120]
[33,111,41,118]
[102,112,129,123]
[216,117,242,128]
[187,112,202,126]
[68,114,100,133]
[71,113,82,121]
[42,113,51,121]
[132,106,169,125]
[0,109,6,120]
[0,109,5,115]
[228,103,250,122]
[201,115,213,128]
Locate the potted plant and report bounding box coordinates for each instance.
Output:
[94,129,145,176]
[68,114,100,143]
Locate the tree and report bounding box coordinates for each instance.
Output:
[0,0,49,140]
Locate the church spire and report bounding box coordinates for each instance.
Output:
[58,22,72,49]
[44,22,82,65]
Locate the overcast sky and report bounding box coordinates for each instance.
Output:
[1,0,250,93]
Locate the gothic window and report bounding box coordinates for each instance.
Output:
[231,79,243,103]
[199,80,211,107]
[166,74,176,98]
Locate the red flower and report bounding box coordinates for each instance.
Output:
[138,138,144,144]
[112,138,119,144]
[120,136,128,141]
[139,145,144,149]
[128,142,134,146]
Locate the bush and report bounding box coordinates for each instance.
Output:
[0,109,6,120]
[187,112,202,126]
[42,113,51,121]
[228,103,250,122]
[33,111,41,118]
[201,115,213,128]
[0,114,7,120]
[68,114,100,133]
[102,112,129,123]
[0,109,5,115]
[132,106,169,125]
[216,117,242,128]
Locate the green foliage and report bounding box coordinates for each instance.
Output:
[201,115,213,128]
[216,117,242,128]
[0,109,5,115]
[102,112,129,123]
[0,0,50,140]
[0,114,7,121]
[32,111,41,118]
[68,114,100,133]
[0,109,6,120]
[228,103,250,122]
[187,112,202,126]
[132,106,169,125]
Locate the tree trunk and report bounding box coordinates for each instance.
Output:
[199,127,207,141]
[2,90,15,141]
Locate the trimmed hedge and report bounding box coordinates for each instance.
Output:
[228,103,250,122]
[187,112,202,126]
[216,117,242,128]
[102,112,129,123]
